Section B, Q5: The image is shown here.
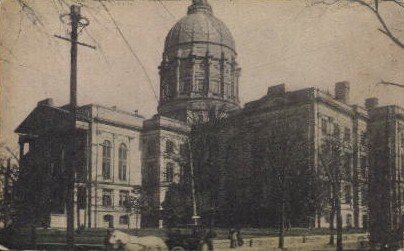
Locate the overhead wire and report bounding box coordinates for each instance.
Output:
[98,1,159,102]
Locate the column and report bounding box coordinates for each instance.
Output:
[220,52,225,98]
[176,58,181,95]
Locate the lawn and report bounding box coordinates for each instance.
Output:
[0,226,366,250]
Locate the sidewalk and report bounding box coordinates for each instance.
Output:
[214,233,367,251]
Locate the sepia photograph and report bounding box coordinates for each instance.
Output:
[0,0,403,250]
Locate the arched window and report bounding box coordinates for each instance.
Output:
[165,163,174,183]
[118,144,127,181]
[102,140,112,180]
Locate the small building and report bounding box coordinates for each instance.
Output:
[15,100,144,229]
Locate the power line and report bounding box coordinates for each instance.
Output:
[99,1,159,102]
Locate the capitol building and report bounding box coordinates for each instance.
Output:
[14,0,404,236]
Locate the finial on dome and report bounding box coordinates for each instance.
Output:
[188,0,212,15]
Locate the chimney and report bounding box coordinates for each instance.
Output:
[37,98,54,107]
[267,84,286,97]
[335,81,350,104]
[365,97,379,110]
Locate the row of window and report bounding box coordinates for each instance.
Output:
[102,189,129,208]
[146,139,188,157]
[103,214,129,227]
[102,141,128,181]
[321,118,352,141]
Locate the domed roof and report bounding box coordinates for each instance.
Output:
[164,0,236,52]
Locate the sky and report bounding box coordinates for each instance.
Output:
[0,0,403,151]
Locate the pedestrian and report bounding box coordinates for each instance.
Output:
[229,228,236,248]
[232,229,239,248]
[205,228,216,251]
[236,228,244,247]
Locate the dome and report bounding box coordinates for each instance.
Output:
[164,0,236,53]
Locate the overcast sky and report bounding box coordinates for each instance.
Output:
[1,0,403,150]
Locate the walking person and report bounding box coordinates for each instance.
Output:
[232,228,239,248]
[228,228,236,248]
[236,228,244,247]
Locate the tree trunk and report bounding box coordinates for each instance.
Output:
[31,224,37,250]
[278,196,285,249]
[317,209,321,228]
[336,196,343,251]
[329,194,335,245]
[77,200,80,230]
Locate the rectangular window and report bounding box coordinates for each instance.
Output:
[165,163,174,183]
[118,145,127,181]
[119,190,129,207]
[344,185,352,204]
[321,118,327,134]
[344,128,351,142]
[77,187,86,209]
[360,156,367,178]
[361,187,367,206]
[102,189,113,208]
[344,154,352,180]
[166,140,175,155]
[119,215,129,225]
[333,123,340,138]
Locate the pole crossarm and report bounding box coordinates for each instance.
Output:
[54,35,96,49]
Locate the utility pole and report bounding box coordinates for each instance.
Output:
[55,5,95,250]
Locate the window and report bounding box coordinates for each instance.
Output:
[180,144,187,158]
[361,132,367,146]
[102,140,112,180]
[346,214,353,228]
[119,190,129,207]
[104,215,114,228]
[196,78,205,92]
[362,215,368,230]
[361,187,367,206]
[77,187,86,209]
[102,189,113,207]
[344,128,351,142]
[321,118,328,134]
[118,144,127,181]
[344,154,352,179]
[344,185,352,204]
[165,163,174,182]
[360,156,367,178]
[166,140,174,155]
[119,215,129,225]
[333,124,340,138]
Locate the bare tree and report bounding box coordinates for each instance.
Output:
[312,0,404,49]
[252,113,312,250]
[318,136,352,251]
[0,144,20,228]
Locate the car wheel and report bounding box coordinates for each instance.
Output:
[171,246,185,251]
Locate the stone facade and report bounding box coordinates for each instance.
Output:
[368,104,404,245]
[141,115,190,228]
[189,83,369,228]
[14,0,403,233]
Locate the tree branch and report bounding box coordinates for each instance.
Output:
[349,0,404,49]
